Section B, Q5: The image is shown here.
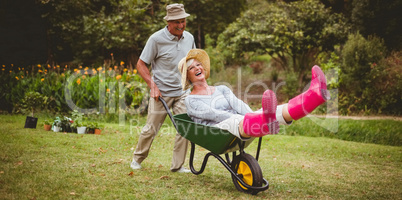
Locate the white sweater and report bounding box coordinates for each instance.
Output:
[185,85,253,126]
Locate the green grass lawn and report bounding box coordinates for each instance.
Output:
[0,114,401,199]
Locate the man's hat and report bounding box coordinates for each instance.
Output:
[164,3,190,21]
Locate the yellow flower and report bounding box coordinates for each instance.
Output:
[106,88,110,93]
[38,70,43,73]
[123,68,128,72]
[114,66,118,69]
[84,71,88,75]
[133,69,137,74]
[97,67,102,71]
[116,75,122,80]
[41,78,44,82]
[79,66,82,69]
[120,61,125,65]
[77,78,81,85]
[82,75,86,79]
[2,68,4,71]
[2,65,5,68]
[84,67,89,70]
[15,76,19,80]
[56,65,60,68]
[21,75,23,79]
[61,73,65,77]
[37,64,41,68]
[74,69,78,72]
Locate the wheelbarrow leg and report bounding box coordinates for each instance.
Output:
[225,153,232,165]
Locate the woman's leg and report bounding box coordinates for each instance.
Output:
[285,65,330,121]
[238,120,250,139]
[277,104,293,124]
[215,114,250,140]
[242,90,279,137]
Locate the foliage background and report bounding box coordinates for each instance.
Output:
[0,0,401,115]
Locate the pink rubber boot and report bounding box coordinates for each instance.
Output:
[242,90,279,137]
[288,65,330,120]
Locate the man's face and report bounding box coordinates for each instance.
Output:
[167,18,186,37]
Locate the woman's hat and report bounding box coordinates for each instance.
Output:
[178,49,210,90]
[164,3,190,21]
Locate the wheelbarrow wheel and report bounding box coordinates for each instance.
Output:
[231,153,263,195]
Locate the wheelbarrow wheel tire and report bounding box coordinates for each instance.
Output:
[231,153,263,195]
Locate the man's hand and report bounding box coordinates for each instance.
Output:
[150,83,162,101]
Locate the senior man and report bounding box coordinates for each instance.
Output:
[131,3,195,173]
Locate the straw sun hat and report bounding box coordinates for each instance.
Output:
[163,3,190,21]
[178,49,210,90]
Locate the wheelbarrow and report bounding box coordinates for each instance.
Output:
[159,97,269,195]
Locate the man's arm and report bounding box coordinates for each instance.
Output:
[136,59,162,101]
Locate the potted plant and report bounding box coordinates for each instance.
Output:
[70,110,87,134]
[43,120,52,131]
[73,121,87,134]
[86,122,96,134]
[60,116,73,132]
[94,126,102,135]
[52,117,62,132]
[21,92,47,129]
[86,122,102,134]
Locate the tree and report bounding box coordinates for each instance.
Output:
[0,0,48,66]
[217,0,350,84]
[39,0,164,66]
[340,33,401,114]
[183,0,247,48]
[78,0,165,66]
[350,0,402,51]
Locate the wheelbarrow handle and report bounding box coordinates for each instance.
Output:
[158,96,179,131]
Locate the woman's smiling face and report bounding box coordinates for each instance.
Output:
[187,60,205,84]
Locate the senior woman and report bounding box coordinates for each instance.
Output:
[177,49,330,139]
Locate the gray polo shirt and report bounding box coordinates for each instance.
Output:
[139,26,196,97]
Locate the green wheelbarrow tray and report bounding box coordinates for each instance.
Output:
[159,97,269,194]
[173,113,254,154]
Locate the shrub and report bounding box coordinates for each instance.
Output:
[0,63,148,117]
[19,92,47,117]
[339,33,395,115]
[369,51,402,115]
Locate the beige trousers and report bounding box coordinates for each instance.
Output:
[133,94,189,171]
